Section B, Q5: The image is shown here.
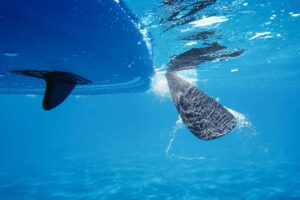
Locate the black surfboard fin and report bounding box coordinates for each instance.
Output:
[11,70,92,110]
[42,74,76,110]
[166,71,236,140]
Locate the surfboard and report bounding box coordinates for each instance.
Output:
[0,0,153,98]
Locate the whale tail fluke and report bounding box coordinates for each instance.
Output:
[11,70,91,110]
[166,71,236,140]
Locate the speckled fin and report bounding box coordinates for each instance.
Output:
[166,71,236,140]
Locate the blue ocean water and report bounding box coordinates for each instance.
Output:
[1,0,300,199]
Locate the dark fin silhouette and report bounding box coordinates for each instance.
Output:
[166,71,236,140]
[11,70,92,110]
[42,75,76,110]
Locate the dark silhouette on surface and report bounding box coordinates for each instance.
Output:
[168,43,244,71]
[161,0,217,32]
[177,31,217,41]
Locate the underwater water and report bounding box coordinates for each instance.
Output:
[1,0,300,199]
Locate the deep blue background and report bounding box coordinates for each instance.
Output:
[0,86,299,199]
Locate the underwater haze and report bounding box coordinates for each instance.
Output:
[1,0,300,199]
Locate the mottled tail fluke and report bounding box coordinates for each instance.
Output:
[166,71,236,140]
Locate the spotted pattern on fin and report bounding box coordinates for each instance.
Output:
[166,71,236,140]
